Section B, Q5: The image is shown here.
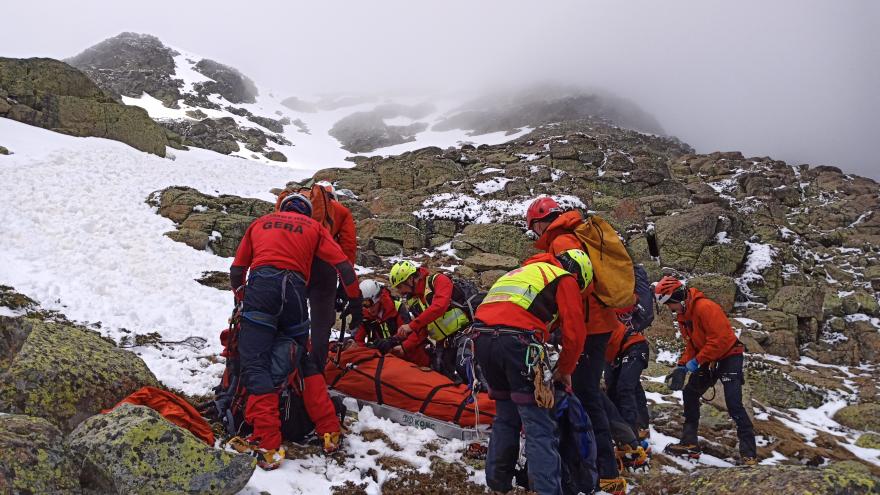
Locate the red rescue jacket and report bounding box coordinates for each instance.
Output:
[329,201,357,264]
[231,211,359,298]
[534,210,625,336]
[401,268,453,354]
[474,253,587,376]
[677,288,743,366]
[355,288,406,345]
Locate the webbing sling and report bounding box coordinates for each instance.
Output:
[418,383,457,414]
[374,356,386,404]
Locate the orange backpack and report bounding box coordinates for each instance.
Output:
[275,184,336,232]
[573,215,635,308]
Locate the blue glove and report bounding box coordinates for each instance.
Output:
[685,358,700,373]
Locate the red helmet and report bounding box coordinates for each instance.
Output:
[526,197,562,229]
[654,276,686,305]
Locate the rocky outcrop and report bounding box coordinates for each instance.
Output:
[192,59,258,104]
[0,57,168,156]
[0,317,159,432]
[432,85,666,136]
[160,116,290,158]
[68,403,254,495]
[149,186,273,257]
[67,32,182,107]
[0,414,80,495]
[329,103,432,152]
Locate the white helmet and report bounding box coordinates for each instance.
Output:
[359,279,383,304]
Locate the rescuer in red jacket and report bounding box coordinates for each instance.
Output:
[655,276,757,465]
[526,196,627,494]
[228,193,363,468]
[471,250,590,495]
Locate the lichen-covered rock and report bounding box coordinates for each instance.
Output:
[0,57,168,156]
[655,204,726,271]
[834,403,880,433]
[68,403,254,495]
[0,318,158,432]
[452,223,535,260]
[688,274,738,313]
[747,360,825,409]
[0,145,9,155]
[150,186,273,257]
[0,414,80,495]
[0,315,34,371]
[856,432,880,449]
[463,253,519,272]
[768,285,825,321]
[637,461,878,494]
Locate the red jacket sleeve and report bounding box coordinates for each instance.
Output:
[334,204,358,264]
[354,321,367,345]
[694,299,736,364]
[554,275,588,376]
[409,274,453,332]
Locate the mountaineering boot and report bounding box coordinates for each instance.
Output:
[740,456,758,466]
[322,431,342,454]
[663,442,701,459]
[616,444,649,470]
[226,436,286,470]
[598,477,628,495]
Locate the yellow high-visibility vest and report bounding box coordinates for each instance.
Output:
[409,274,471,342]
[482,263,567,317]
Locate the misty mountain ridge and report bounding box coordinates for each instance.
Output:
[64,32,670,163]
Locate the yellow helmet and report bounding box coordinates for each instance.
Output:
[556,249,593,290]
[389,260,418,287]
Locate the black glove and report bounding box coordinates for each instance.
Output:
[334,282,348,312]
[665,366,688,391]
[374,337,401,355]
[342,296,363,333]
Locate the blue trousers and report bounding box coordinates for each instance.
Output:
[239,267,311,395]
[475,333,562,495]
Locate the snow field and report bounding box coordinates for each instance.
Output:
[0,119,306,394]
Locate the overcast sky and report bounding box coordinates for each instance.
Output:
[3,1,879,177]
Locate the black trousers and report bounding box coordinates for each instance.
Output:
[308,258,338,371]
[572,332,618,479]
[605,341,650,437]
[682,353,757,458]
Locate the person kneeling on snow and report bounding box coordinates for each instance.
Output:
[353,279,414,356]
[655,276,757,466]
[472,250,592,495]
[228,193,363,469]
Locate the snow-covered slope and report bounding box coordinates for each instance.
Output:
[0,118,299,394]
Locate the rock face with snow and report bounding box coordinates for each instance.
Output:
[66,32,182,107]
[0,316,159,432]
[0,57,168,156]
[67,32,289,161]
[68,403,255,495]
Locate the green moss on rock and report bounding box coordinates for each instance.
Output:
[834,403,880,432]
[0,318,158,432]
[0,57,168,156]
[67,403,255,494]
[0,414,80,494]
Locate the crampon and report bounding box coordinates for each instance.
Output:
[663,442,701,460]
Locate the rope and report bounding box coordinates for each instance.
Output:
[526,343,554,409]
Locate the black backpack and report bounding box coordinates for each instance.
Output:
[447,275,485,320]
[629,265,655,333]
